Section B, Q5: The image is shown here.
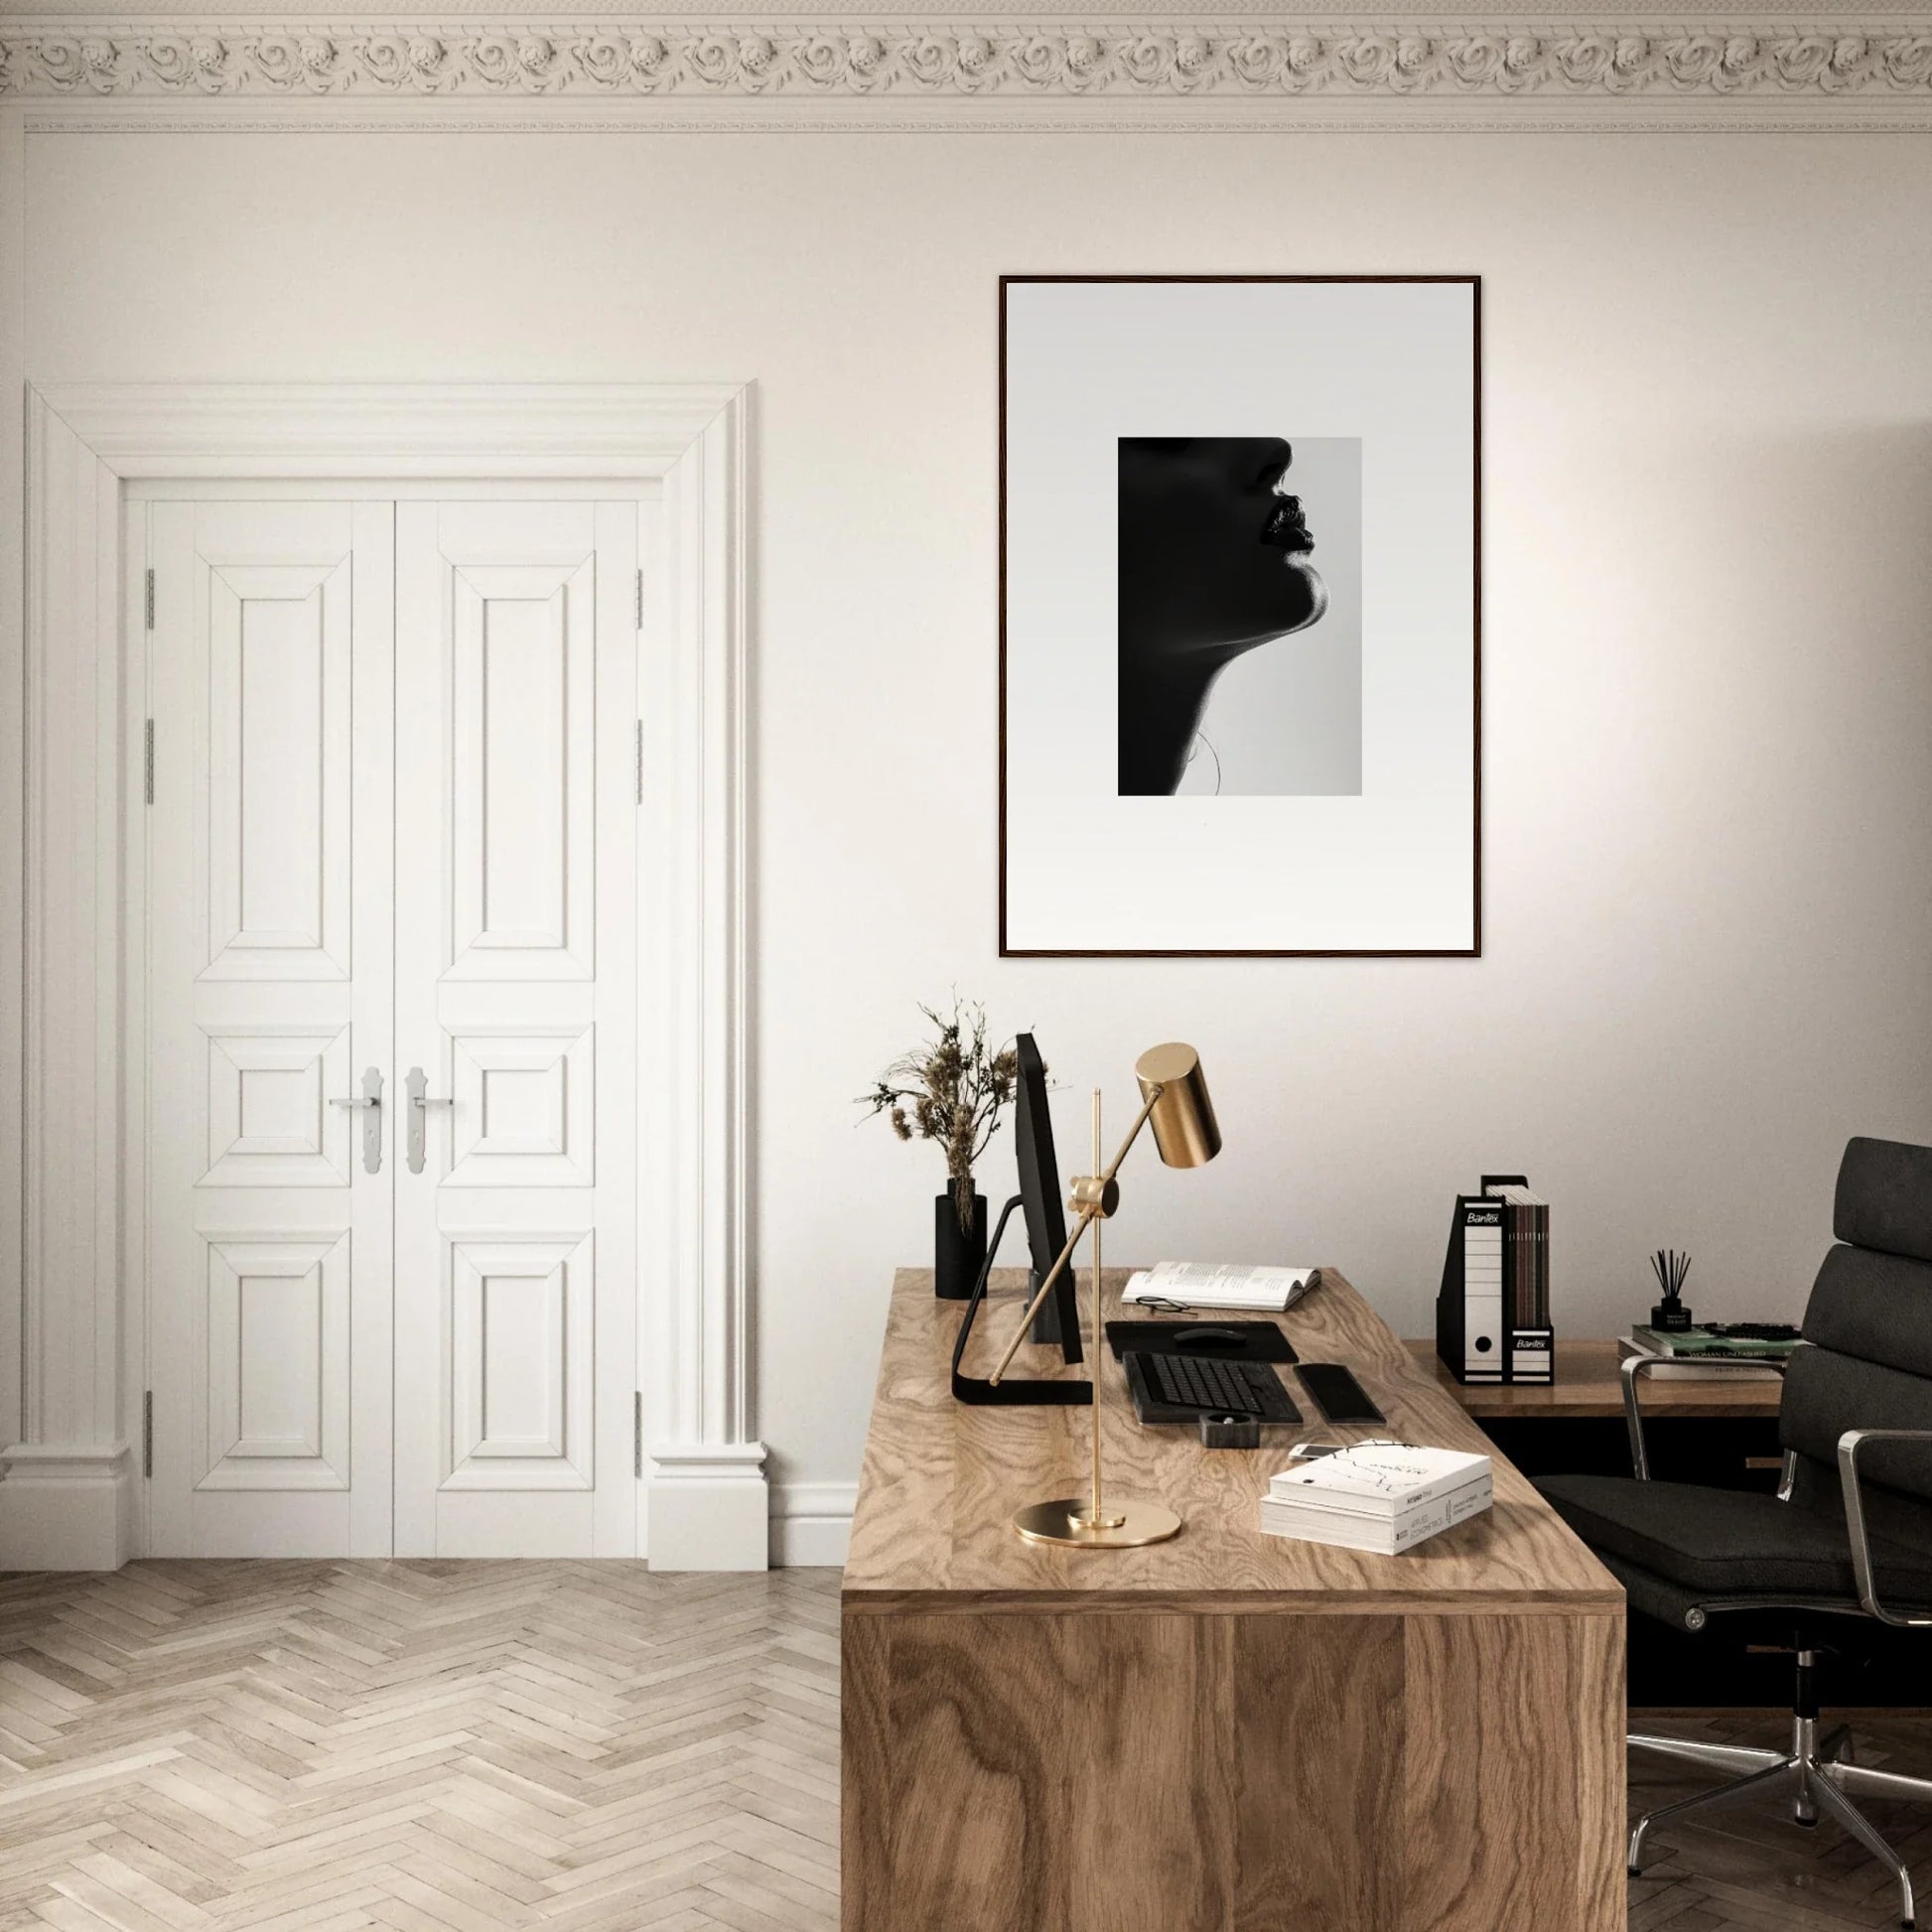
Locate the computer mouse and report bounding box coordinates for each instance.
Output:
[1173,1325,1246,1350]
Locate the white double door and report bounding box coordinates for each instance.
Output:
[146,495,639,1558]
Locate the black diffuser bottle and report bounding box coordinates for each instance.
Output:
[1649,1249,1694,1332]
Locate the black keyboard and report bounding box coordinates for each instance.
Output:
[1125,1351,1302,1425]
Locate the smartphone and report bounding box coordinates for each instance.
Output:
[1297,1363,1385,1425]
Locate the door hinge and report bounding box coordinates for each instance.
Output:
[635,567,644,631]
[144,720,155,805]
[633,1392,643,1479]
[634,720,644,805]
[142,1391,153,1478]
[144,568,155,631]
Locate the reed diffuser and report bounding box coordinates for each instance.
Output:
[1649,1248,1694,1332]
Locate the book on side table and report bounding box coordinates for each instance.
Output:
[1618,1324,1798,1381]
[1258,1443,1493,1555]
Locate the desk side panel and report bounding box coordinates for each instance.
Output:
[1404,1611,1626,1932]
[1232,1613,1406,1930]
[839,1609,1269,1932]
[844,1606,1623,1932]
[850,1610,1070,1929]
[1064,1613,1238,1929]
[840,1610,891,1922]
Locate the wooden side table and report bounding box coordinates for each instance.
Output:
[1404,1337,1787,1501]
[1406,1336,1782,1419]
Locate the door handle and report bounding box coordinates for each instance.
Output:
[405,1065,454,1175]
[330,1066,385,1174]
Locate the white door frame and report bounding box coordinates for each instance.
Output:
[3,382,763,1571]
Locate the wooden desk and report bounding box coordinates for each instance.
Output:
[843,1269,1625,1932]
[1407,1336,1784,1420]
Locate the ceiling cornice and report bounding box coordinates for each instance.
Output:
[4,16,1930,122]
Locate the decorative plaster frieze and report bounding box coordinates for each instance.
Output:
[3,20,1932,102]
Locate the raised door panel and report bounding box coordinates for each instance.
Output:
[200,1232,350,1491]
[394,500,637,1559]
[202,1024,352,1187]
[446,1231,593,1488]
[446,1026,594,1188]
[147,500,394,1559]
[449,564,594,980]
[202,562,351,981]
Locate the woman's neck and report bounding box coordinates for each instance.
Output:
[1117,648,1232,796]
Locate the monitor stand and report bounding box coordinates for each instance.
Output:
[951,1196,1091,1407]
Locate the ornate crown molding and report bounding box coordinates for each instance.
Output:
[3,17,1931,107]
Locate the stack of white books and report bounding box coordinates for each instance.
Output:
[1259,1444,1493,1556]
[1121,1261,1317,1312]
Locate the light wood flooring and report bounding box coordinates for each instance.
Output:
[0,1563,840,1932]
[0,1562,1928,1929]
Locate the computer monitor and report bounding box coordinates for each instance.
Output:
[1013,1033,1083,1363]
[948,1032,1089,1405]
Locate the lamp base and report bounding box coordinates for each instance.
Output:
[1012,1496,1182,1549]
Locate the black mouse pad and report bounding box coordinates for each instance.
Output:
[1104,1320,1298,1365]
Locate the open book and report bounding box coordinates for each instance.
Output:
[1121,1262,1318,1313]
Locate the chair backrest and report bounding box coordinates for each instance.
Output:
[1781,1138,1932,1546]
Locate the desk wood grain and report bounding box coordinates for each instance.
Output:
[841,1268,1625,1931]
[843,1268,1621,1613]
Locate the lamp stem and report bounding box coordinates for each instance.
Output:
[1090,1088,1104,1530]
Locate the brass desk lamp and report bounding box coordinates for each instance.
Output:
[987,1042,1221,1549]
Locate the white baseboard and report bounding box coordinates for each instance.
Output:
[0,1443,136,1571]
[646,1441,769,1571]
[0,1439,849,1573]
[770,1480,855,1569]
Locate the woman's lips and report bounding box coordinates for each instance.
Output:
[1263,498,1314,554]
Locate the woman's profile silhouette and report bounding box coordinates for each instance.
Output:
[1117,437,1330,796]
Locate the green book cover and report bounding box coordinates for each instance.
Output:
[1633,1325,1797,1359]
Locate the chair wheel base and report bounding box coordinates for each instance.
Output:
[1795,1816,1819,1829]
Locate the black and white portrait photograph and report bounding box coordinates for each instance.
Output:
[1118,436,1362,799]
[1001,276,1479,955]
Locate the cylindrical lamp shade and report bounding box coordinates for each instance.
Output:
[1134,1042,1221,1169]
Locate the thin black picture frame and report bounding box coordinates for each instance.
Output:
[997,273,1482,959]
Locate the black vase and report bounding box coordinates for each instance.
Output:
[934,1186,989,1301]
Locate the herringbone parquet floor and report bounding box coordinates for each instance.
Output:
[1629,1707,1932,1930]
[2,1562,1930,1930]
[0,1563,840,1932]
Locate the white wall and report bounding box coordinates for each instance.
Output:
[22,126,1932,1543]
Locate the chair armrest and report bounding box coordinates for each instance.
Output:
[1838,1429,1932,1627]
[1621,1351,1789,1481]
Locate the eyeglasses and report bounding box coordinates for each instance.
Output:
[1287,1437,1411,1461]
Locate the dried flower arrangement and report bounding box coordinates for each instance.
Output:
[860,998,1022,1234]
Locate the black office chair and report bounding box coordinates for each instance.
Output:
[1538,1136,1932,1930]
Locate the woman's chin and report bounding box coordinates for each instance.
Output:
[1282,556,1329,631]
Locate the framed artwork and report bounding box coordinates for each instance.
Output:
[999,275,1480,957]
